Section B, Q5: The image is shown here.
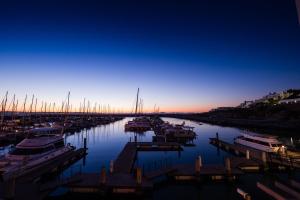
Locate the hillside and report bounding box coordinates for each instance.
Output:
[168,103,300,134]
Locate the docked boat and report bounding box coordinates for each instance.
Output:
[234,132,285,153]
[125,117,151,132]
[0,133,74,181]
[164,125,196,139]
[27,127,63,135]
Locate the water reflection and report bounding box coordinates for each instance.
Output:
[62,117,244,176]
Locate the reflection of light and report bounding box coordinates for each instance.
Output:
[291,137,294,145]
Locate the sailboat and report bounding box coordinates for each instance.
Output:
[124,88,151,132]
[0,92,76,181]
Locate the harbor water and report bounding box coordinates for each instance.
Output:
[48,117,299,200]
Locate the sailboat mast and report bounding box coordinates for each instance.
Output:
[135,88,139,115]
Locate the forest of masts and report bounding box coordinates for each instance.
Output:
[0,91,160,117]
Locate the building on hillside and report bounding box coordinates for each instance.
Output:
[238,101,254,108]
[210,107,235,112]
[278,98,300,104]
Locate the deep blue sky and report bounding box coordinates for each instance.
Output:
[0,0,299,112]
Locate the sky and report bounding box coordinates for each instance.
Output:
[0,0,300,113]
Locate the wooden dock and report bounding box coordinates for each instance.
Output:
[64,142,182,195]
[209,138,300,169]
[144,163,243,181]
[67,173,152,195]
[114,142,182,173]
[114,143,137,173]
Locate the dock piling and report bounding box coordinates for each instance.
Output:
[136,168,142,185]
[195,155,202,174]
[198,155,202,168]
[225,158,231,174]
[83,138,87,150]
[100,166,106,184]
[110,160,114,173]
[246,150,250,160]
[237,188,251,200]
[261,152,267,163]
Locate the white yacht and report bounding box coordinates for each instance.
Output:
[0,134,74,181]
[234,132,285,153]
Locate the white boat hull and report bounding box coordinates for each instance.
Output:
[235,138,278,153]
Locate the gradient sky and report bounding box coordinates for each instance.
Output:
[0,0,300,112]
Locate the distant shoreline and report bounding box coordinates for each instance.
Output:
[160,104,300,137]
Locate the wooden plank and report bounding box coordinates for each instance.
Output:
[275,181,300,200]
[67,173,152,191]
[114,143,137,173]
[257,182,287,200]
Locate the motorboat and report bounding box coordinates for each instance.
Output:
[234,132,285,153]
[0,133,74,181]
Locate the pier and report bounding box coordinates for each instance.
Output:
[209,137,300,169]
[65,142,181,195]
[64,141,249,196]
[114,142,182,174]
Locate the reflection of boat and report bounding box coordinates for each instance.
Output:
[0,134,74,180]
[234,132,285,153]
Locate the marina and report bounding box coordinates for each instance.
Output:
[1,116,299,199]
[1,0,300,199]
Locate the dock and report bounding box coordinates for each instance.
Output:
[171,164,243,181]
[67,173,152,195]
[114,142,182,173]
[65,142,182,195]
[114,143,137,173]
[209,137,300,169]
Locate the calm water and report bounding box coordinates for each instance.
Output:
[51,117,299,200]
[63,117,241,175]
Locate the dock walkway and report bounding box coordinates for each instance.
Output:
[68,173,153,194]
[114,142,182,173]
[210,138,300,169]
[114,143,137,173]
